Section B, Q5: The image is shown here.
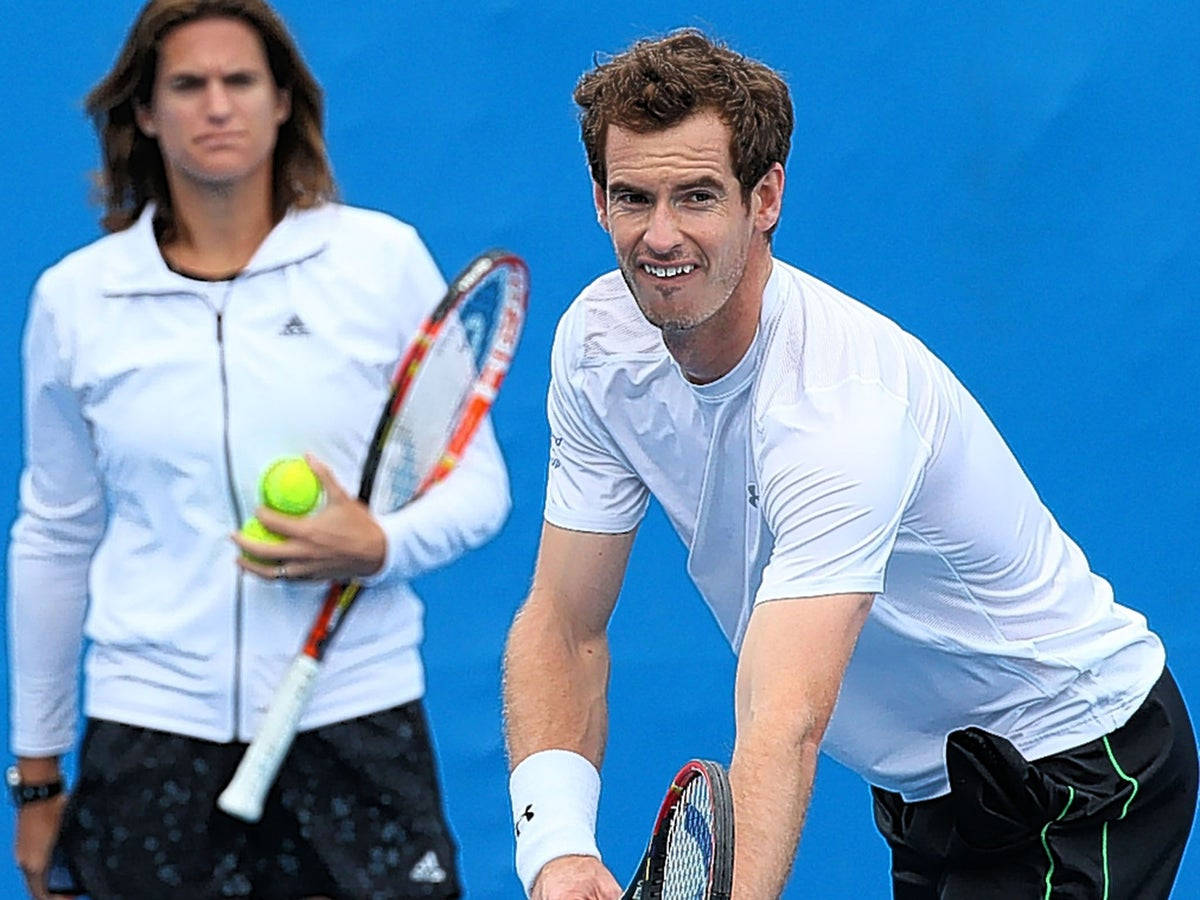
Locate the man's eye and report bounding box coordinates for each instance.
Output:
[170,77,204,91]
[614,193,649,205]
[688,191,715,203]
[226,72,257,87]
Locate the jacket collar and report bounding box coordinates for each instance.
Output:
[100,202,333,297]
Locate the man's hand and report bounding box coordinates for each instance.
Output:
[233,454,387,582]
[532,855,622,900]
[15,792,71,900]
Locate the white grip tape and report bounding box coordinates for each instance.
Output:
[217,654,321,822]
[510,749,602,896]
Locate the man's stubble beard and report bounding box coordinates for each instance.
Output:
[617,241,749,334]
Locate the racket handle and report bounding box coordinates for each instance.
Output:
[217,654,321,822]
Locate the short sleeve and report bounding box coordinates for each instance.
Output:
[543,309,649,533]
[755,380,930,602]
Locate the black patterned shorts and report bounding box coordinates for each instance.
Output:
[51,700,462,899]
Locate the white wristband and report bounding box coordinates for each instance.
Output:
[509,749,602,896]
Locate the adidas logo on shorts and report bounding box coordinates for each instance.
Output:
[409,849,447,884]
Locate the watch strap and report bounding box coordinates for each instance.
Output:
[9,775,64,807]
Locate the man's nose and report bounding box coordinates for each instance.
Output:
[643,201,683,254]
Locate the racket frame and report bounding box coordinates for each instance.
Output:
[622,759,735,900]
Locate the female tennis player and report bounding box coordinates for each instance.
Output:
[8,2,507,897]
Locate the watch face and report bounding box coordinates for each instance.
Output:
[6,768,63,806]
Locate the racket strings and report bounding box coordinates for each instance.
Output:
[371,267,515,515]
[376,331,473,510]
[660,775,715,899]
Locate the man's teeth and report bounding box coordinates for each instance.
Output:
[642,263,695,278]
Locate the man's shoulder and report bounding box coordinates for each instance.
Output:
[770,261,932,372]
[771,259,904,336]
[554,268,665,369]
[756,260,948,420]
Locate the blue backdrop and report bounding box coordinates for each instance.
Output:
[2,1,1197,896]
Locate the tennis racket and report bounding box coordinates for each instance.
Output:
[622,759,735,900]
[218,249,528,822]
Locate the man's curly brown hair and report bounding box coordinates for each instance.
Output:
[574,29,793,203]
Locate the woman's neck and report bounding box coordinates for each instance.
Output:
[159,166,277,278]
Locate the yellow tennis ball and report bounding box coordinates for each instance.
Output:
[259,457,322,516]
[240,516,284,563]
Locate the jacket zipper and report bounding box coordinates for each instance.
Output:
[215,306,246,738]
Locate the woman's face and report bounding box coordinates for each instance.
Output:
[136,16,291,193]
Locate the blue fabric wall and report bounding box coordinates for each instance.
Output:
[2,2,1196,895]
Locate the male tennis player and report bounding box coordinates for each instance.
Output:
[503,30,1197,899]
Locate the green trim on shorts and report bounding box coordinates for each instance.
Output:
[1041,785,1075,900]
[1102,734,1140,819]
[1101,734,1141,900]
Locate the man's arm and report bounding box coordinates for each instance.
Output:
[504,521,635,764]
[503,521,636,898]
[729,592,873,898]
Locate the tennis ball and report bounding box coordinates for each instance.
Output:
[240,516,284,562]
[259,457,322,516]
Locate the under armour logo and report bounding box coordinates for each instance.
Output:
[279,314,310,336]
[747,483,759,507]
[408,849,447,884]
[515,804,534,837]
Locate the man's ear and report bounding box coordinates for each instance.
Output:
[592,180,609,232]
[751,162,785,234]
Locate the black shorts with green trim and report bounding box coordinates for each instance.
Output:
[50,699,461,900]
[871,666,1197,899]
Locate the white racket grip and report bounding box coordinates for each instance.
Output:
[217,654,321,822]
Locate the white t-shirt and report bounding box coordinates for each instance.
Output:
[544,260,1164,801]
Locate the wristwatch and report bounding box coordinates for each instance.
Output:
[5,765,64,806]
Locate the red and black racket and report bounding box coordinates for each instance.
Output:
[622,759,734,900]
[218,249,528,822]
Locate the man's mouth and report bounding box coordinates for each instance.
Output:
[641,263,696,279]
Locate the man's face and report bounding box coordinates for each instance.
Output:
[595,111,769,333]
[136,16,290,191]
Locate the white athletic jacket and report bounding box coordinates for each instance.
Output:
[9,203,511,756]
